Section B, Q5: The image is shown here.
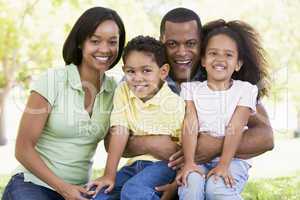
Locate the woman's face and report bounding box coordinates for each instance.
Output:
[81,20,120,72]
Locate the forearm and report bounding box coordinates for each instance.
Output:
[15,142,66,193]
[122,135,149,158]
[219,131,243,166]
[104,126,129,178]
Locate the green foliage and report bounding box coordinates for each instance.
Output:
[242,174,300,200]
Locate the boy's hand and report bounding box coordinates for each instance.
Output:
[176,162,204,187]
[207,164,235,188]
[86,176,115,198]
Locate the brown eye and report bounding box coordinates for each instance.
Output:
[166,41,176,48]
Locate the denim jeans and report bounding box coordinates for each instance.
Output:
[1,173,64,200]
[178,159,250,200]
[94,160,176,200]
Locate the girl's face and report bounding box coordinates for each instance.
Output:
[201,34,243,86]
[81,20,119,72]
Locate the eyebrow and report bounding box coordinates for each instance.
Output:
[91,34,118,39]
[124,65,153,69]
[207,48,235,53]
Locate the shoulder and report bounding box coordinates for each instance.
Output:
[234,80,257,91]
[104,74,118,91]
[181,81,204,90]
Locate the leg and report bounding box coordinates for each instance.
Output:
[1,173,64,200]
[121,161,176,200]
[205,159,250,200]
[94,161,153,200]
[178,165,208,200]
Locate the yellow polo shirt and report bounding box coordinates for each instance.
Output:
[110,81,185,163]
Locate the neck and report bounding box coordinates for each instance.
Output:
[207,79,232,91]
[78,64,104,92]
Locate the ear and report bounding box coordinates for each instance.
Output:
[235,60,243,71]
[160,34,165,43]
[160,63,170,80]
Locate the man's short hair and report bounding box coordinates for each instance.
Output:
[160,7,202,38]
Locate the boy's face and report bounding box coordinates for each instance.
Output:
[123,51,169,102]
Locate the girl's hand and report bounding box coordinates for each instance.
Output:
[176,162,204,186]
[207,164,235,188]
[58,183,89,200]
[86,175,115,198]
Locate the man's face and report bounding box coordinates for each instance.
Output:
[161,20,201,83]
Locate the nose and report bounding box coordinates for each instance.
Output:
[176,44,187,57]
[216,53,226,61]
[98,41,110,53]
[132,72,144,82]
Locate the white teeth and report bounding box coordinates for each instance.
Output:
[95,56,109,61]
[135,85,147,90]
[176,60,191,64]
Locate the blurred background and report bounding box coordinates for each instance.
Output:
[0,0,300,199]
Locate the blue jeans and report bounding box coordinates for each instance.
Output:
[2,173,64,200]
[178,159,250,200]
[94,160,176,200]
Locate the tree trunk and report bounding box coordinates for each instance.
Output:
[294,109,300,138]
[0,87,10,145]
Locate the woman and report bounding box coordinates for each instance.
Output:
[2,7,125,200]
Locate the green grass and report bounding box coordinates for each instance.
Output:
[1,171,300,199]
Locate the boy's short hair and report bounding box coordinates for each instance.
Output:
[122,35,167,67]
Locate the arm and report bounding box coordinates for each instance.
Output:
[122,134,179,160]
[176,101,203,186]
[15,92,88,200]
[88,126,130,195]
[207,106,251,187]
[194,102,274,162]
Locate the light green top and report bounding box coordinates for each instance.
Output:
[17,64,117,189]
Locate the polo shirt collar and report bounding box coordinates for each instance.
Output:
[67,64,113,93]
[166,66,203,94]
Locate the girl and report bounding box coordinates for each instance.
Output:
[176,19,269,200]
[2,7,125,200]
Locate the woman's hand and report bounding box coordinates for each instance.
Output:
[58,182,89,200]
[207,163,235,188]
[176,162,204,186]
[86,175,115,198]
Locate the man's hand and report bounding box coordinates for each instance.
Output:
[155,181,178,200]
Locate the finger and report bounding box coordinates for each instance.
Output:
[93,183,104,198]
[228,175,235,188]
[182,171,189,187]
[104,184,114,194]
[176,175,183,186]
[155,184,168,192]
[213,174,219,183]
[169,150,183,161]
[223,176,230,187]
[168,156,184,168]
[85,181,95,191]
[207,170,213,179]
[78,186,88,194]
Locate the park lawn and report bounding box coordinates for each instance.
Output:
[1,171,300,199]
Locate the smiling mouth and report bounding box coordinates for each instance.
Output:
[213,64,226,71]
[174,59,192,69]
[94,56,110,63]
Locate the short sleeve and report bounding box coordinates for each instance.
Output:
[180,82,193,100]
[238,82,258,114]
[110,84,129,128]
[30,69,58,106]
[172,100,185,143]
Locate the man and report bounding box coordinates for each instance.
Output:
[107,7,274,199]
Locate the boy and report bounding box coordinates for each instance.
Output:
[89,35,185,200]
